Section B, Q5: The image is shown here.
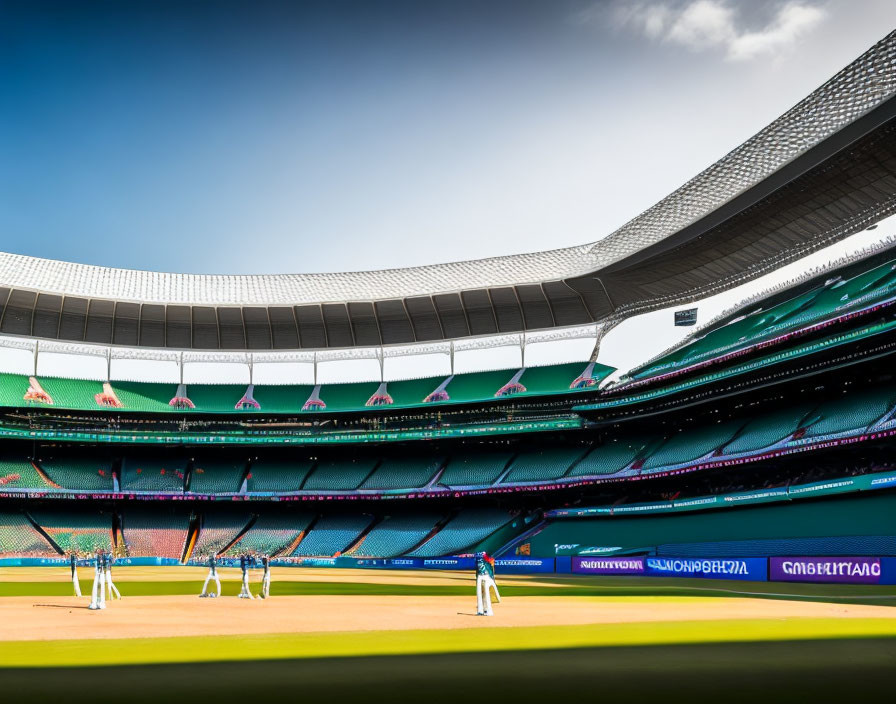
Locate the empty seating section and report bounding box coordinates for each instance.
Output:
[640,421,743,472]
[438,452,512,486]
[185,384,244,412]
[0,457,50,490]
[445,369,519,402]
[567,438,658,477]
[246,459,315,492]
[303,458,378,491]
[36,376,102,410]
[109,381,172,413]
[253,385,313,413]
[291,514,373,556]
[0,373,23,407]
[0,358,616,416]
[192,512,251,557]
[121,456,186,492]
[0,513,55,556]
[782,263,896,330]
[316,382,380,412]
[360,456,443,490]
[350,514,442,557]
[409,509,511,557]
[33,510,113,555]
[502,447,586,483]
[225,513,314,556]
[189,460,247,494]
[386,376,447,406]
[800,387,896,439]
[521,362,612,393]
[722,404,817,454]
[38,457,114,491]
[632,259,896,380]
[122,511,189,558]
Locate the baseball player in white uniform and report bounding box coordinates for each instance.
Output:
[88,550,107,610]
[105,553,121,600]
[199,554,222,598]
[475,552,500,616]
[260,556,271,599]
[70,553,82,598]
[238,554,254,599]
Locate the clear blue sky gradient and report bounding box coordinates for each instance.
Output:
[1,1,893,275]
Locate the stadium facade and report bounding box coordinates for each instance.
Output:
[1,32,896,581]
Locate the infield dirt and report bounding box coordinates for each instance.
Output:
[1,592,894,641]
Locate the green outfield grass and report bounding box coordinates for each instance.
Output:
[1,573,894,702]
[1,575,894,605]
[0,618,895,668]
[2,637,895,703]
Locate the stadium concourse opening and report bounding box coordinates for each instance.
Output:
[2,13,896,704]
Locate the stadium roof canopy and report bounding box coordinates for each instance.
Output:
[2,32,896,352]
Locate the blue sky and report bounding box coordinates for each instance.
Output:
[1,0,894,275]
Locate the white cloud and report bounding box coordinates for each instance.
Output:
[594,1,827,61]
[727,3,827,61]
[666,1,736,50]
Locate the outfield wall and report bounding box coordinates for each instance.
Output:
[3,554,896,584]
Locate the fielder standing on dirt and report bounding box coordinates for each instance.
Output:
[260,555,271,599]
[70,553,81,597]
[475,552,500,616]
[199,554,221,598]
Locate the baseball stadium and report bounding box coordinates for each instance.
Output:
[3,7,896,703]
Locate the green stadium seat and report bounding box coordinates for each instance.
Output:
[302,457,378,491]
[349,513,443,557]
[225,512,314,556]
[192,511,252,558]
[121,509,190,558]
[291,514,374,556]
[722,404,817,454]
[121,455,186,492]
[0,457,53,491]
[189,459,247,494]
[31,510,114,555]
[799,386,896,439]
[501,447,588,483]
[438,452,513,486]
[567,437,661,477]
[408,508,512,557]
[37,456,114,491]
[640,420,743,472]
[359,456,443,490]
[246,459,316,493]
[0,512,56,557]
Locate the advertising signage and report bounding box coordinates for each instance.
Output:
[572,557,645,575]
[769,557,882,584]
[646,557,768,581]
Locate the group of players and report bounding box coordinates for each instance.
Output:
[69,550,122,610]
[199,553,271,599]
[70,549,500,615]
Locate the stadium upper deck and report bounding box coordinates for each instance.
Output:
[1,33,896,351]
